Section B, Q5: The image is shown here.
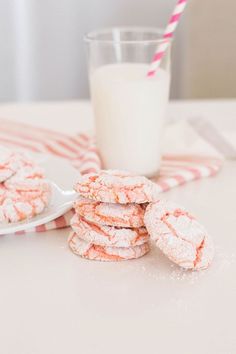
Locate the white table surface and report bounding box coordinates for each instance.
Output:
[0,100,235,354]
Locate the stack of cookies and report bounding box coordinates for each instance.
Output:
[68,170,159,261]
[68,169,215,270]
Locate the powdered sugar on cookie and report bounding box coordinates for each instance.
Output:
[74,198,146,228]
[0,179,51,223]
[0,148,51,224]
[71,213,149,247]
[0,148,37,184]
[5,165,46,191]
[0,148,18,182]
[68,231,150,261]
[144,200,214,270]
[75,170,159,204]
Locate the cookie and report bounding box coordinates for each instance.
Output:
[0,153,51,223]
[74,198,145,228]
[0,182,51,223]
[144,200,214,270]
[71,213,149,247]
[0,148,18,182]
[68,231,150,261]
[75,170,159,204]
[0,148,36,183]
[4,165,46,192]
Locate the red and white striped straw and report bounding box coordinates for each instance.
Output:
[147,0,188,77]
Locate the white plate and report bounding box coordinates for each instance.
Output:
[0,153,79,234]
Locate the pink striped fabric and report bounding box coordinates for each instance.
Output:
[147,0,188,77]
[0,118,222,233]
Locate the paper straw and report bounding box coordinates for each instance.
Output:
[147,0,188,77]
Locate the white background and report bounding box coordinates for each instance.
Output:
[0,0,235,102]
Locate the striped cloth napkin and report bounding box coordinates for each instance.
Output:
[0,118,223,233]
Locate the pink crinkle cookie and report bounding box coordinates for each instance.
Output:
[74,198,145,228]
[71,213,149,247]
[75,170,159,204]
[4,165,46,192]
[0,148,36,183]
[0,148,51,224]
[144,200,214,270]
[0,148,18,182]
[68,231,150,261]
[0,182,51,223]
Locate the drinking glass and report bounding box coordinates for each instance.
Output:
[84,27,171,177]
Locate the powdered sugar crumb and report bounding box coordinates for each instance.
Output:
[136,246,235,283]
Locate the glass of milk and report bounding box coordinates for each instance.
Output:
[84,27,171,177]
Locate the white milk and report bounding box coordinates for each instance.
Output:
[90,63,170,176]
